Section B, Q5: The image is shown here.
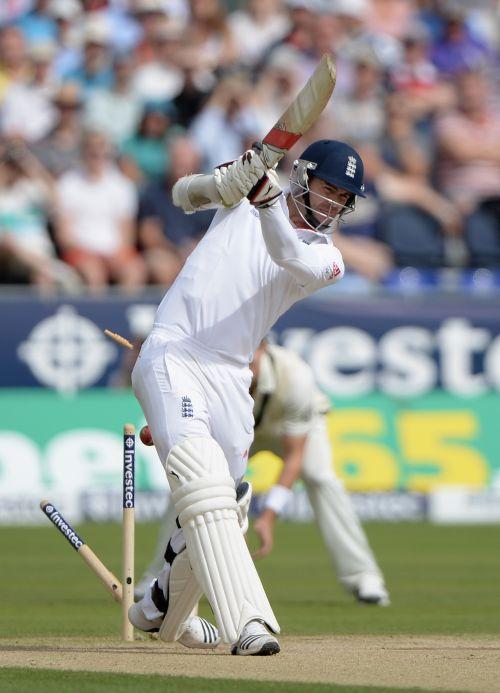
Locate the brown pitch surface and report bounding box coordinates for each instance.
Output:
[1,635,499,692]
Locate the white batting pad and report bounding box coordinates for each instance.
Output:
[166,437,279,643]
[158,549,203,642]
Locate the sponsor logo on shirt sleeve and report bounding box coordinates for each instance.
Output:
[322,263,342,281]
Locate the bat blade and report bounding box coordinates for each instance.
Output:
[261,54,336,167]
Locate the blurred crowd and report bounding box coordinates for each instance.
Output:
[0,0,499,292]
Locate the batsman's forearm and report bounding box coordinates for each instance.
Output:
[259,202,320,284]
[172,174,223,213]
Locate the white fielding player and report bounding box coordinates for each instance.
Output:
[129,139,367,655]
[250,340,389,604]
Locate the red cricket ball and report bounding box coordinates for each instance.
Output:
[140,425,154,446]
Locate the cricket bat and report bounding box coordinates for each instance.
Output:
[259,53,336,168]
[173,54,337,211]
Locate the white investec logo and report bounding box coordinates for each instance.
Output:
[345,156,357,178]
[18,306,115,393]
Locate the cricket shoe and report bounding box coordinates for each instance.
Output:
[178,615,220,649]
[354,575,390,606]
[128,600,220,649]
[231,619,280,656]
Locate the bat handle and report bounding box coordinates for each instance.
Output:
[252,140,282,170]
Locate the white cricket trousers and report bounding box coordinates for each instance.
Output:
[298,416,384,589]
[131,330,255,484]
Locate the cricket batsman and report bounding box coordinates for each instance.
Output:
[129,139,366,655]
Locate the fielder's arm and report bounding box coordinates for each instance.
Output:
[271,434,308,499]
[253,434,307,558]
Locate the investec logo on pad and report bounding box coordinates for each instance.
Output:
[44,504,83,550]
[123,435,135,508]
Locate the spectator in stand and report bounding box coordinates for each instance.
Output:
[54,130,146,291]
[253,45,304,134]
[268,0,318,79]
[379,90,432,179]
[283,0,318,50]
[371,87,463,267]
[26,39,58,93]
[0,1,32,26]
[332,48,385,146]
[177,0,237,76]
[431,7,491,77]
[330,76,462,273]
[331,0,401,74]
[0,138,77,290]
[228,0,289,69]
[15,0,58,44]
[415,0,444,43]
[311,6,341,60]
[1,41,58,143]
[31,82,83,177]
[62,15,114,94]
[81,0,140,55]
[138,135,215,285]
[0,25,29,102]
[47,0,82,80]
[333,225,394,284]
[131,18,185,102]
[389,23,454,123]
[368,0,415,40]
[84,52,142,147]
[189,73,261,172]
[287,7,350,102]
[172,65,212,128]
[130,0,170,66]
[120,99,181,185]
[435,68,500,267]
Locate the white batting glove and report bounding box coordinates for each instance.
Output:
[213,150,267,207]
[247,168,282,208]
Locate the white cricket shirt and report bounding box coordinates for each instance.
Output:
[154,196,344,365]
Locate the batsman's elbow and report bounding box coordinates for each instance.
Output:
[324,250,345,284]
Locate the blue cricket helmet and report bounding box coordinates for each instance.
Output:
[299,140,366,198]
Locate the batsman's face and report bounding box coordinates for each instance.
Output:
[289,161,356,233]
[309,176,351,218]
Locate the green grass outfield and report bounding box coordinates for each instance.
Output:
[1,521,499,637]
[0,521,498,691]
[0,668,455,693]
